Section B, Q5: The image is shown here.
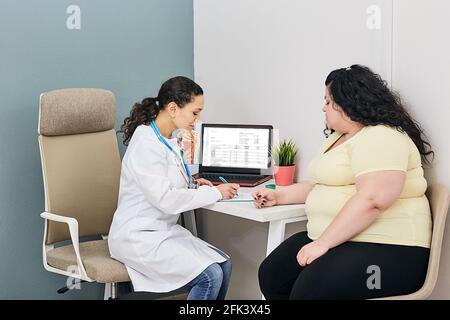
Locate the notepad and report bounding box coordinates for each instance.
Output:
[220,192,254,202]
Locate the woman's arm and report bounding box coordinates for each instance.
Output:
[275,181,316,205]
[127,140,223,215]
[252,180,315,208]
[297,170,406,266]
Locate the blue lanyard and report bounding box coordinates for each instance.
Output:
[150,120,192,180]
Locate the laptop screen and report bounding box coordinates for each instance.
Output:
[201,124,272,170]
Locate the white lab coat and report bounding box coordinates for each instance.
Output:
[108,124,227,292]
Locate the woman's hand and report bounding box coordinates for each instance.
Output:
[296,241,329,267]
[252,188,277,208]
[215,183,240,200]
[196,178,214,187]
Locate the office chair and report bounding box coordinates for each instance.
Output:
[374,183,450,300]
[38,88,130,299]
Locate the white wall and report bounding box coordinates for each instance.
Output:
[392,0,450,299]
[194,0,450,299]
[194,0,392,180]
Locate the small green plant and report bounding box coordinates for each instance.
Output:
[271,139,298,166]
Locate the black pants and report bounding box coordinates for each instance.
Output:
[259,231,429,300]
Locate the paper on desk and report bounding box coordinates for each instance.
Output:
[219,192,254,202]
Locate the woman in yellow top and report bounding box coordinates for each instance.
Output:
[255,65,434,300]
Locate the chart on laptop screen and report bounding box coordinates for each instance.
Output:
[202,127,270,169]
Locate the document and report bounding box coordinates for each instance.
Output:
[220,192,254,202]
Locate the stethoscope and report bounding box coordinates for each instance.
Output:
[150,119,198,189]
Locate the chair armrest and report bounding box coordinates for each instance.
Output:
[40,211,90,280]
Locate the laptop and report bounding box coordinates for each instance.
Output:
[196,123,273,187]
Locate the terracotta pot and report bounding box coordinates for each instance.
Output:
[273,165,296,186]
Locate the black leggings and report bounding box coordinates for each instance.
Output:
[259,231,429,300]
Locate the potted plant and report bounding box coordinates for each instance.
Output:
[271,139,298,186]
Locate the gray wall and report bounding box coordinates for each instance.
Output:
[0,0,194,299]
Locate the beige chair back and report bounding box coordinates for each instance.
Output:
[376,183,450,299]
[418,184,450,298]
[39,88,121,244]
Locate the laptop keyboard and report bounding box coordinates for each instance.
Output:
[199,173,271,184]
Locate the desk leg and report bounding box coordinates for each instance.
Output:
[261,220,287,300]
[183,210,198,237]
[266,220,286,256]
[263,217,307,299]
[266,216,308,256]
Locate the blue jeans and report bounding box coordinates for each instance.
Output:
[186,250,232,300]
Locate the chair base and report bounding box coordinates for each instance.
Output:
[104,283,118,300]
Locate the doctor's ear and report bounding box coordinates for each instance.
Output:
[166,102,178,118]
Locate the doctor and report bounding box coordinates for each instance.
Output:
[108,76,240,300]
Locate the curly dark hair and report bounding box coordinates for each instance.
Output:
[325,64,434,164]
[119,76,203,146]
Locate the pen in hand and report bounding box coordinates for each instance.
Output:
[218,176,239,196]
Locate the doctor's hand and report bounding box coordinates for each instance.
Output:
[215,183,240,200]
[296,240,329,267]
[252,188,277,209]
[196,178,214,187]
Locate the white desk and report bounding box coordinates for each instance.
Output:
[185,180,307,256]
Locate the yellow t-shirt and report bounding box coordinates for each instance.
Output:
[305,125,432,248]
